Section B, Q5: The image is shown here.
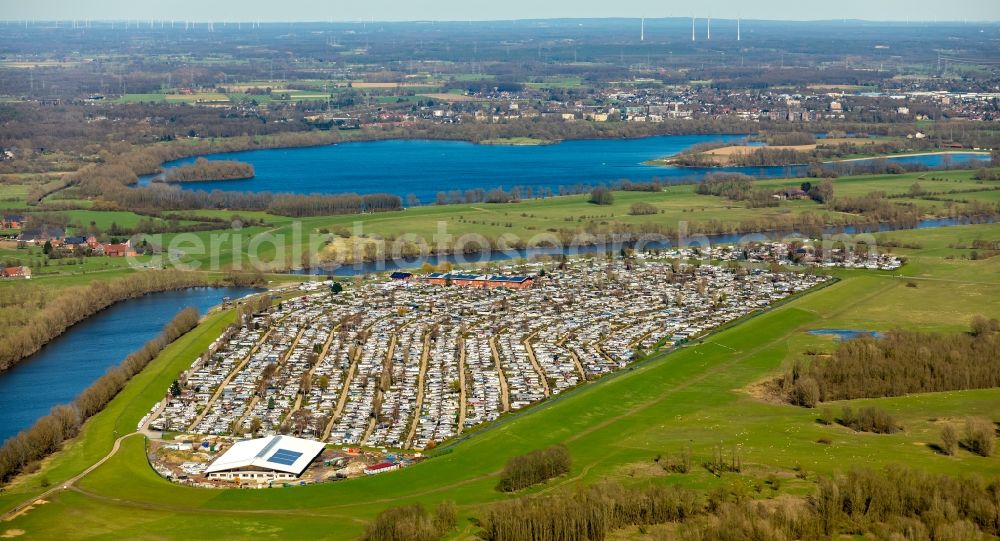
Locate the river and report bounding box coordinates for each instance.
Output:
[289,217,994,276]
[138,136,991,203]
[0,287,259,442]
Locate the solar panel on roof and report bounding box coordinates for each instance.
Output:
[267,449,303,466]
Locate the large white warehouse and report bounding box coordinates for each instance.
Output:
[205,435,325,482]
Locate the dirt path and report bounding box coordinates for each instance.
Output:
[1,432,134,522]
[488,334,510,412]
[404,333,431,448]
[289,320,339,416]
[321,331,364,441]
[521,330,550,397]
[234,325,308,432]
[456,335,467,434]
[362,333,398,444]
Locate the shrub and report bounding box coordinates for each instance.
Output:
[839,406,900,434]
[496,444,571,492]
[662,448,692,474]
[963,418,996,457]
[703,446,742,477]
[589,186,614,205]
[970,314,999,337]
[695,173,754,200]
[363,501,457,541]
[767,132,816,146]
[793,377,820,408]
[628,202,657,215]
[972,168,999,181]
[941,424,959,456]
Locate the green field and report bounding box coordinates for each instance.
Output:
[0,183,30,207]
[4,167,988,274]
[1,222,997,539]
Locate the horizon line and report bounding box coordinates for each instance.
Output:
[3,16,999,25]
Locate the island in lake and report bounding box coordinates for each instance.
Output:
[157,157,255,182]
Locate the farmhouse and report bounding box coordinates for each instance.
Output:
[1,266,31,279]
[103,242,136,257]
[16,225,64,244]
[204,435,325,482]
[1,214,24,229]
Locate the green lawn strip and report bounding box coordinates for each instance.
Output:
[0,268,139,290]
[0,310,236,515]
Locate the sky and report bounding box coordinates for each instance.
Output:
[4,0,1000,23]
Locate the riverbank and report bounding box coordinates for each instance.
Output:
[0,286,264,442]
[0,271,264,374]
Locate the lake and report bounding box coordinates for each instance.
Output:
[808,329,885,341]
[0,287,259,442]
[138,135,989,203]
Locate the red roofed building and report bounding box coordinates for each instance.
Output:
[363,462,400,475]
[2,266,31,279]
[103,243,136,257]
[423,272,534,290]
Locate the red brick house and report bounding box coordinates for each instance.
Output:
[103,243,136,257]
[1,266,31,279]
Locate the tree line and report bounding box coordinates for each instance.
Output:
[362,501,457,541]
[780,320,1000,407]
[429,178,663,207]
[474,466,1000,541]
[496,444,572,492]
[80,179,402,217]
[695,173,755,199]
[0,307,200,484]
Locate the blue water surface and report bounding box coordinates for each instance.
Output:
[807,329,885,341]
[138,136,990,203]
[0,287,259,442]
